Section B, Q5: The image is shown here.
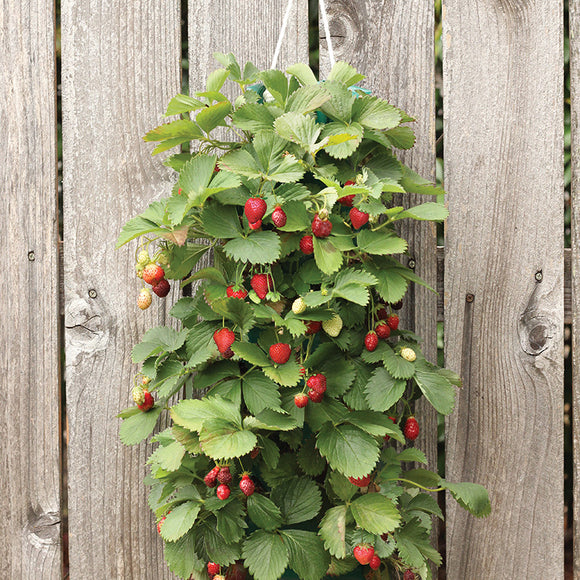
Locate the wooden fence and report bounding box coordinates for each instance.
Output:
[0,0,571,577]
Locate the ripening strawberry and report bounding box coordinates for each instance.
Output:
[239,474,255,497]
[248,219,262,230]
[294,393,309,408]
[251,273,273,300]
[369,555,381,570]
[305,320,322,335]
[207,562,220,576]
[338,194,355,207]
[142,263,165,286]
[213,328,235,354]
[375,321,391,339]
[404,416,420,441]
[250,447,260,459]
[403,571,416,580]
[216,484,230,500]
[217,466,232,484]
[269,343,291,364]
[299,235,314,255]
[386,314,399,330]
[137,390,154,412]
[204,466,220,488]
[376,306,388,320]
[353,544,375,565]
[364,331,379,352]
[349,207,369,229]
[348,474,371,487]
[244,197,267,223]
[308,389,324,403]
[227,284,248,299]
[137,288,152,310]
[312,212,332,238]
[157,515,167,534]
[271,205,287,227]
[307,373,327,394]
[152,278,170,297]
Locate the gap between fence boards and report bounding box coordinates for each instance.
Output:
[59,243,573,323]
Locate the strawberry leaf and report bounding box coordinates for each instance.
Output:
[216,501,248,544]
[163,531,205,580]
[352,95,401,130]
[414,359,456,415]
[160,501,201,542]
[271,477,322,525]
[350,494,401,535]
[262,359,302,387]
[382,347,416,379]
[356,230,408,255]
[232,342,270,366]
[318,504,351,558]
[247,493,283,531]
[224,231,281,264]
[231,103,276,132]
[440,480,491,518]
[313,236,343,275]
[280,529,330,580]
[365,367,407,412]
[241,369,282,415]
[394,518,442,569]
[242,530,290,580]
[119,407,163,445]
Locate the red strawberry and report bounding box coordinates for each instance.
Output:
[208,562,221,576]
[251,273,273,300]
[216,484,230,500]
[338,194,355,207]
[137,288,152,310]
[137,390,154,412]
[307,373,327,394]
[348,474,371,487]
[244,197,267,223]
[294,393,309,408]
[369,555,381,570]
[213,328,235,354]
[353,544,375,565]
[152,278,170,297]
[222,348,234,359]
[375,321,391,339]
[386,314,399,330]
[305,320,322,335]
[217,466,232,484]
[271,205,287,227]
[312,213,333,238]
[376,306,388,320]
[349,207,369,229]
[384,416,397,441]
[250,447,260,459]
[299,235,314,255]
[391,299,403,310]
[248,220,262,230]
[227,285,248,299]
[404,571,416,580]
[344,180,356,186]
[142,263,165,286]
[157,515,167,534]
[404,417,419,440]
[299,367,307,376]
[239,474,255,497]
[204,466,220,488]
[364,331,379,352]
[308,389,324,403]
[269,343,291,364]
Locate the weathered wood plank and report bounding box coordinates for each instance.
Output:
[570,2,580,577]
[443,1,564,577]
[321,0,439,552]
[0,1,61,578]
[61,2,181,577]
[188,0,309,81]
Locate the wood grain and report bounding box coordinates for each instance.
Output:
[322,0,439,558]
[61,1,181,577]
[0,1,61,578]
[570,1,580,577]
[443,1,564,577]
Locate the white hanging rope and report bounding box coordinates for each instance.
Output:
[318,0,336,69]
[270,0,336,72]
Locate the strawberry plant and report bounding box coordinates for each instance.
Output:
[117,53,490,580]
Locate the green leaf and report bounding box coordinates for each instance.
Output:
[441,480,491,518]
[211,297,255,334]
[396,448,427,464]
[405,493,444,520]
[316,423,379,478]
[247,493,284,531]
[327,61,365,87]
[326,556,359,577]
[242,530,290,580]
[199,419,258,460]
[147,440,185,471]
[232,103,276,132]
[216,500,248,543]
[201,202,243,239]
[297,437,326,476]
[252,132,305,183]
[160,501,201,542]
[401,468,442,488]
[395,202,449,222]
[196,100,232,133]
[262,359,302,387]
[178,154,220,206]
[199,520,241,565]
[357,229,408,255]
[320,82,355,122]
[172,425,202,454]
[352,96,401,130]
[206,68,230,92]
[347,411,403,440]
[232,342,270,366]
[132,327,188,363]
[394,518,442,569]
[144,119,203,152]
[305,398,349,431]
[119,407,162,445]
[286,62,318,86]
[414,360,456,415]
[313,236,343,275]
[327,471,357,503]
[271,477,322,525]
[260,69,290,104]
[219,148,262,179]
[286,84,331,114]
[242,369,282,415]
[246,408,298,431]
[164,93,205,116]
[317,358,355,398]
[365,367,407,412]
[382,346,416,379]
[165,243,210,279]
[385,126,416,149]
[319,505,350,558]
[320,122,363,159]
[171,396,241,432]
[400,166,445,196]
[275,200,311,231]
[280,529,330,580]
[224,231,281,264]
[370,267,409,303]
[350,493,401,535]
[163,532,204,580]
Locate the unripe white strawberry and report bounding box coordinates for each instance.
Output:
[292,297,306,314]
[400,347,416,362]
[132,385,145,406]
[322,313,343,337]
[137,250,150,266]
[137,288,152,310]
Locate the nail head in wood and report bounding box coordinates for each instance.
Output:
[535,270,543,282]
[88,289,97,299]
[466,293,475,303]
[28,251,35,261]
[408,258,416,269]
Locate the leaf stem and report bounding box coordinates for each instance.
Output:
[385,478,445,493]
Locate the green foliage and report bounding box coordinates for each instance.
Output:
[118,54,489,580]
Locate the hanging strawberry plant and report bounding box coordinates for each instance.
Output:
[117,53,490,580]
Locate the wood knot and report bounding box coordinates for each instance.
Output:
[518,311,554,356]
[26,511,60,546]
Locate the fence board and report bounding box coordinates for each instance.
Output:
[61,1,181,577]
[443,1,564,577]
[322,0,438,542]
[570,2,580,577]
[0,1,61,578]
